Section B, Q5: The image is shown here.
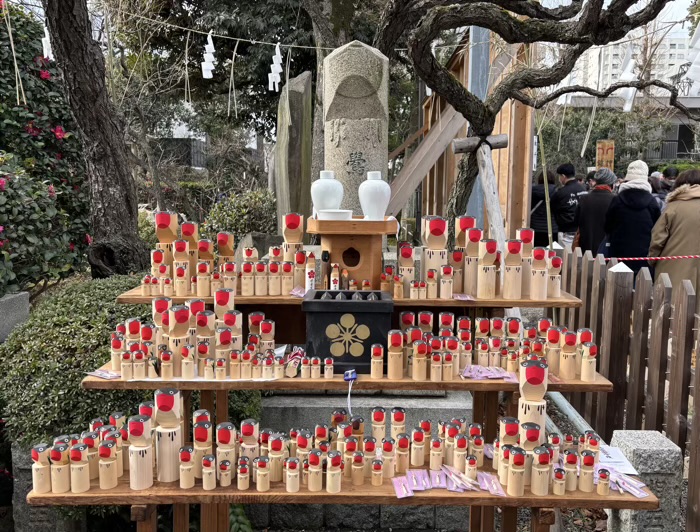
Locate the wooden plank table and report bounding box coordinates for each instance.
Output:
[115,286,582,308]
[28,472,658,532]
[83,364,613,393]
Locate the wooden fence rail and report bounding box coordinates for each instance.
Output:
[559,253,699,530]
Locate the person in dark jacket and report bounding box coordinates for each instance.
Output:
[530,169,558,247]
[551,163,587,247]
[604,160,661,275]
[574,167,615,254]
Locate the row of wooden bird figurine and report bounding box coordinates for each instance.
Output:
[30,398,610,498]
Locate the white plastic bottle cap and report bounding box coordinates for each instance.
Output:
[367,171,382,180]
[319,170,335,179]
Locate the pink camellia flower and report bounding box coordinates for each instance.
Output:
[69,243,75,252]
[0,226,4,233]
[40,70,51,80]
[25,122,41,137]
[52,126,66,140]
[73,185,80,191]
[85,234,93,245]
[56,153,63,160]
[0,178,6,191]
[48,184,56,198]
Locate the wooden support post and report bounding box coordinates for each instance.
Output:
[686,316,700,532]
[469,504,482,532]
[645,274,673,432]
[626,269,652,430]
[453,134,509,153]
[531,508,555,532]
[475,144,507,251]
[173,504,189,532]
[595,264,634,441]
[666,280,696,453]
[201,503,217,532]
[501,507,518,532]
[481,507,495,532]
[483,392,499,442]
[558,249,572,326]
[567,248,582,331]
[131,504,157,532]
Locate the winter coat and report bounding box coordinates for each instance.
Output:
[574,187,614,254]
[649,184,700,303]
[604,188,661,275]
[551,180,587,233]
[530,184,558,235]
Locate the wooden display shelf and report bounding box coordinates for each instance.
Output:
[116,287,301,305]
[116,286,581,309]
[27,473,657,510]
[83,363,612,393]
[306,216,400,235]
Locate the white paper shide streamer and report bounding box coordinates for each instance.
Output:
[201,30,217,79]
[268,43,283,92]
[616,45,637,112]
[42,26,54,61]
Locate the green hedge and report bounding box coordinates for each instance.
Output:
[202,189,277,242]
[0,274,261,448]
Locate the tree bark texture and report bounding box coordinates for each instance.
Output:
[446,152,479,248]
[301,0,351,181]
[44,0,149,277]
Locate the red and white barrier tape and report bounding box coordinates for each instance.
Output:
[604,255,700,261]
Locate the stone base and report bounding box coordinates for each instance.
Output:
[607,430,682,532]
[0,292,29,342]
[261,391,473,434]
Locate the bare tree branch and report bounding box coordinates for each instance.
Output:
[487,43,591,113]
[511,79,700,121]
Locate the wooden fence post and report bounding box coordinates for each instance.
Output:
[570,250,592,413]
[687,312,700,532]
[559,248,572,325]
[666,280,696,453]
[595,264,634,441]
[578,251,595,330]
[568,248,583,331]
[585,254,607,426]
[644,274,673,432]
[626,268,652,430]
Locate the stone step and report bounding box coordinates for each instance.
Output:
[260,391,473,434]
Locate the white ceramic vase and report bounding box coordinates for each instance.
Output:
[358,171,391,221]
[311,170,344,216]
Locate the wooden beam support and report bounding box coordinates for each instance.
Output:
[452,134,509,154]
[131,505,157,532]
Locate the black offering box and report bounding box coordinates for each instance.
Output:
[302,290,394,373]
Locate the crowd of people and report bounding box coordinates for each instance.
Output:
[530,161,700,292]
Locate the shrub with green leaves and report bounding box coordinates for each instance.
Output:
[0,275,151,447]
[202,189,277,242]
[0,274,262,447]
[137,210,158,249]
[0,153,77,296]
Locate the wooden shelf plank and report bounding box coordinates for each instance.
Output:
[115,287,581,309]
[306,217,400,235]
[27,474,658,510]
[82,363,613,392]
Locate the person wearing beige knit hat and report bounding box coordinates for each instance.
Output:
[604,160,661,275]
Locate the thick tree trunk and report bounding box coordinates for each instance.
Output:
[446,152,479,247]
[44,0,149,277]
[301,0,351,181]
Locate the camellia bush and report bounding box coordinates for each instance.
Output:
[0,153,77,296]
[0,5,89,296]
[202,189,277,242]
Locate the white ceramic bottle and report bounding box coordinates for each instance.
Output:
[359,171,391,221]
[311,170,344,216]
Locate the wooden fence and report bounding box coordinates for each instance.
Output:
[557,248,700,530]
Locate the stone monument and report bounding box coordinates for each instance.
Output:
[275,71,313,232]
[323,41,389,214]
